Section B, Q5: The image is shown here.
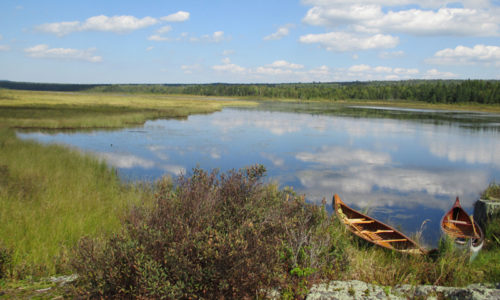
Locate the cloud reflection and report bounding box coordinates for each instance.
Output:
[97,152,155,169]
[295,146,489,210]
[296,146,390,166]
[426,134,500,167]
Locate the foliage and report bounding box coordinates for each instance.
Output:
[0,243,12,279]
[2,79,499,104]
[71,166,341,298]
[481,182,500,201]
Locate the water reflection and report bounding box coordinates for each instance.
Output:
[17,104,500,246]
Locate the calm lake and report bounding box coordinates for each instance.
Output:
[18,102,500,247]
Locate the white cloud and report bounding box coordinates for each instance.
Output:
[212,58,246,74]
[0,45,10,51]
[264,24,294,40]
[146,46,154,51]
[423,69,457,79]
[222,49,235,56]
[379,50,404,59]
[345,64,419,80]
[181,64,202,74]
[302,1,500,37]
[157,25,172,34]
[212,31,225,42]
[36,21,81,37]
[268,60,304,69]
[161,11,190,22]
[299,32,399,52]
[24,44,102,63]
[427,44,500,66]
[35,11,189,37]
[148,35,170,41]
[162,164,186,176]
[81,15,158,33]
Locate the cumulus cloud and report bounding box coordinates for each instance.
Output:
[423,69,457,79]
[24,44,102,63]
[343,64,419,80]
[299,32,399,52]
[264,24,294,40]
[148,35,170,41]
[161,11,190,22]
[189,31,228,43]
[211,31,226,42]
[301,1,499,37]
[427,44,500,66]
[212,58,246,74]
[379,50,404,59]
[35,12,189,36]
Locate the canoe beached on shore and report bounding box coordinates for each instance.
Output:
[441,197,484,253]
[333,194,427,255]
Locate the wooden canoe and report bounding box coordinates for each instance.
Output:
[333,194,426,255]
[441,197,484,251]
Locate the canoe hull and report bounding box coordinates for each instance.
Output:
[333,194,426,255]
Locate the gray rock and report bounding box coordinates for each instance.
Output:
[306,280,500,300]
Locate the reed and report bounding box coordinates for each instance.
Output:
[0,128,152,277]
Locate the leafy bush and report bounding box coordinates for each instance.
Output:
[71,165,340,298]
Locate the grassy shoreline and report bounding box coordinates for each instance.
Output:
[1,89,499,297]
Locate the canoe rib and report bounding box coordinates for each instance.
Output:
[333,194,426,255]
[440,196,484,248]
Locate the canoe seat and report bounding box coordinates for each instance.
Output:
[443,220,470,225]
[380,239,408,243]
[361,229,394,234]
[348,218,375,224]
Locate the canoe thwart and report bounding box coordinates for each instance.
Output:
[443,219,471,225]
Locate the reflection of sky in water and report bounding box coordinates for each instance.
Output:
[18,107,500,247]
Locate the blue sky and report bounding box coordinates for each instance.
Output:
[0,0,499,83]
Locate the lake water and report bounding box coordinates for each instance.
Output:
[18,102,500,247]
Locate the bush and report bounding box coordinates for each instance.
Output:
[0,243,12,279]
[71,165,340,298]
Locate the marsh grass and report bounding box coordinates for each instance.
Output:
[0,128,151,277]
[0,89,256,129]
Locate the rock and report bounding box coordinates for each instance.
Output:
[306,280,500,300]
[474,199,500,229]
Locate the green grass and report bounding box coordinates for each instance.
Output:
[0,89,257,129]
[481,182,500,201]
[0,128,149,277]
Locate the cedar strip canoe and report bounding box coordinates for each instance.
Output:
[333,194,426,255]
[441,197,484,251]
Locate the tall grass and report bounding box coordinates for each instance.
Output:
[0,89,256,129]
[0,128,149,277]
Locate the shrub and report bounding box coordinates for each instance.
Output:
[71,165,341,298]
[0,243,12,279]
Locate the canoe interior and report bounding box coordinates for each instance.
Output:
[334,194,424,254]
[441,197,484,247]
[442,207,479,238]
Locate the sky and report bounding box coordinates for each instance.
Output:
[0,0,499,83]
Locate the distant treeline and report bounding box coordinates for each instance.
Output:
[1,80,499,104]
